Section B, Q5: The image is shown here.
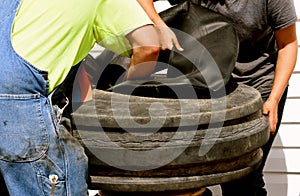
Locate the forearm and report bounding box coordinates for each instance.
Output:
[136,0,166,26]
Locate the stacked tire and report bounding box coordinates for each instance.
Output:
[72,79,269,193]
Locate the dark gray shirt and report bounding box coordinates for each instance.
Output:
[196,0,297,57]
[169,0,297,94]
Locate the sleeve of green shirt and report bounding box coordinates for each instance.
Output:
[93,0,153,57]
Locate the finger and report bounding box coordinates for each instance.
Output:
[172,38,184,51]
[168,43,173,50]
[269,124,276,135]
[262,107,269,116]
[268,114,277,135]
[160,43,171,51]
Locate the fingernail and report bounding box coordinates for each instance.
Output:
[176,47,184,51]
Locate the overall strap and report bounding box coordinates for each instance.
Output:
[0,0,48,95]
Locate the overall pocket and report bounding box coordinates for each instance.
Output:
[0,93,49,162]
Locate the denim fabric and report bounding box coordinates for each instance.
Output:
[0,0,88,195]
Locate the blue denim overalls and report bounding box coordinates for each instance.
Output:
[0,0,88,195]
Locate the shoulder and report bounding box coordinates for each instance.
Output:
[267,0,297,30]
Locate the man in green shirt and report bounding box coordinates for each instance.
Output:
[12,0,160,92]
[0,0,160,195]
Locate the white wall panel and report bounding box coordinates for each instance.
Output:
[281,99,300,123]
[265,149,300,173]
[274,124,300,148]
[264,174,300,196]
[287,73,300,97]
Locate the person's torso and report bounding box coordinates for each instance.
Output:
[193,0,297,61]
[11,0,99,92]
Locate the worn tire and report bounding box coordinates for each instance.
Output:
[72,82,269,192]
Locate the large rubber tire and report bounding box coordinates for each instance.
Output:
[72,83,269,192]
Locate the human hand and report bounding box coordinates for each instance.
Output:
[155,25,183,51]
[262,98,279,135]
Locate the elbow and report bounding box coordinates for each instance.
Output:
[127,46,160,80]
[142,45,160,60]
[141,46,160,77]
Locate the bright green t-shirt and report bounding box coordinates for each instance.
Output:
[12,0,152,92]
